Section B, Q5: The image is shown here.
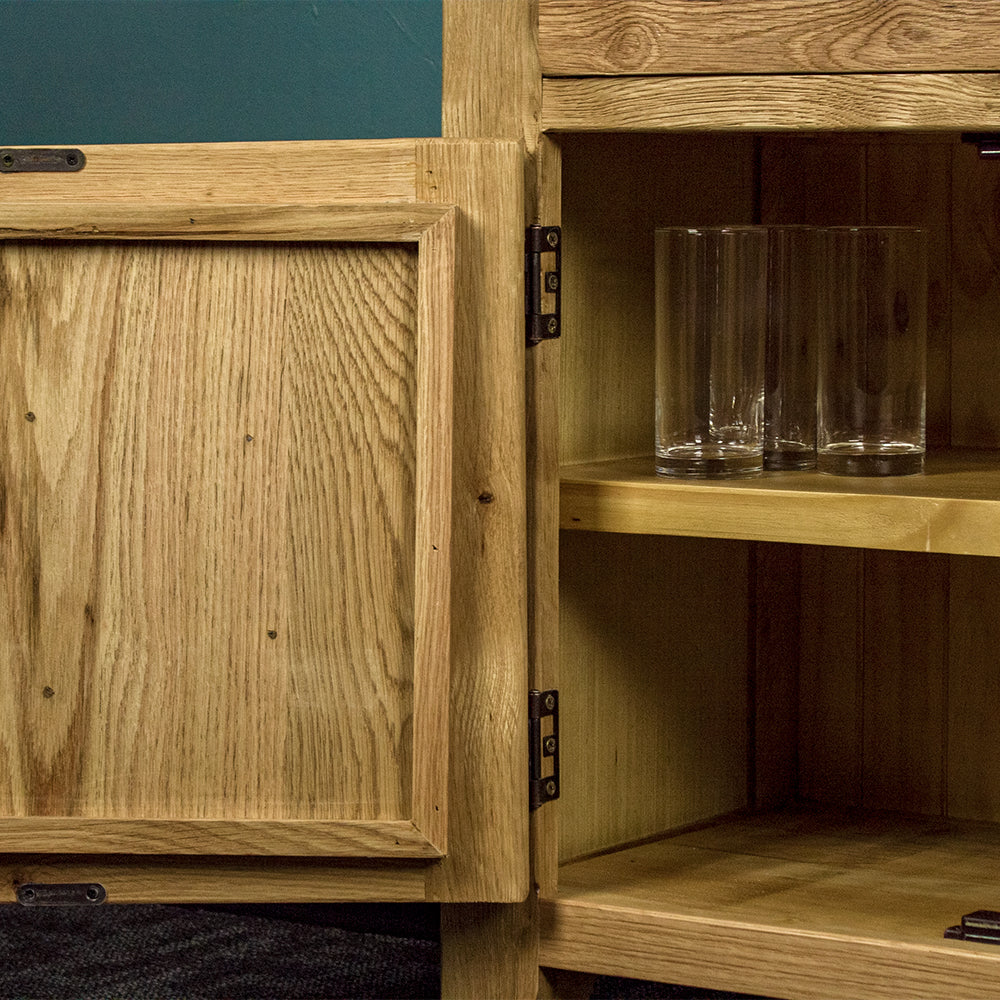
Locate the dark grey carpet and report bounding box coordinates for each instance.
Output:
[0,903,774,999]
[0,903,439,999]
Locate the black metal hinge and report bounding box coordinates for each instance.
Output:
[946,910,1000,944]
[16,883,106,906]
[525,225,561,346]
[961,133,1000,158]
[1,148,86,173]
[529,689,560,810]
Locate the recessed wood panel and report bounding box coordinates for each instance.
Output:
[0,206,453,857]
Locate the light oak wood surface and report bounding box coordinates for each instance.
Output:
[539,0,1000,75]
[543,74,1000,133]
[0,139,528,902]
[0,205,453,858]
[543,808,1000,998]
[560,452,1000,556]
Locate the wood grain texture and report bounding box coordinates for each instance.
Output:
[951,139,1000,448]
[416,140,531,903]
[529,135,563,899]
[0,855,431,903]
[0,230,447,854]
[862,552,948,815]
[947,556,1000,822]
[542,809,1000,999]
[867,140,952,449]
[0,141,421,205]
[442,0,541,147]
[0,139,528,900]
[750,543,800,811]
[539,0,1000,75]
[543,74,1000,132]
[559,133,756,466]
[0,202,454,243]
[797,548,864,809]
[559,532,749,862]
[559,453,1000,556]
[0,819,442,857]
[441,899,541,1000]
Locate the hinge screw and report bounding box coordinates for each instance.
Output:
[546,230,559,247]
[544,736,557,755]
[544,693,556,712]
[545,780,557,797]
[546,318,558,336]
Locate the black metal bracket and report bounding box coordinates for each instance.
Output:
[529,689,560,810]
[525,225,561,346]
[1,148,86,173]
[16,882,106,906]
[946,910,1000,944]
[961,134,1000,158]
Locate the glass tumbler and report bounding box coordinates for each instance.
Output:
[655,226,768,478]
[765,226,822,470]
[817,226,928,476]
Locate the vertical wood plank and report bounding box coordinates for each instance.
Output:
[416,140,530,901]
[761,138,868,812]
[751,543,801,810]
[951,139,1000,447]
[798,547,864,808]
[862,552,948,815]
[867,139,952,449]
[441,900,540,1000]
[948,556,1000,821]
[442,0,540,148]
[759,136,867,226]
[530,135,564,898]
[560,133,756,465]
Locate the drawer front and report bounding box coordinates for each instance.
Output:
[539,0,1000,75]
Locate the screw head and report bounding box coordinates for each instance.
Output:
[544,736,557,755]
[546,230,559,247]
[546,318,558,336]
[545,779,557,797]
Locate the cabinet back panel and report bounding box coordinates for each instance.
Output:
[561,131,1000,458]
[559,133,756,465]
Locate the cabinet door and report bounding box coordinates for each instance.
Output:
[0,140,528,903]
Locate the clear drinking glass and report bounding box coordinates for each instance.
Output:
[765,226,822,470]
[817,226,928,476]
[655,226,768,478]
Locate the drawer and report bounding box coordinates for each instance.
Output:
[538,0,1000,75]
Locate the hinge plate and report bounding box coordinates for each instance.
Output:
[525,225,561,345]
[1,148,86,173]
[529,689,560,810]
[16,882,106,906]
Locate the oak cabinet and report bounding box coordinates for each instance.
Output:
[513,3,1000,998]
[0,139,530,904]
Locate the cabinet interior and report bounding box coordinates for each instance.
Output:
[556,131,1000,932]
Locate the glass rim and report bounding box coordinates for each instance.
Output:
[654,224,928,233]
[654,225,768,236]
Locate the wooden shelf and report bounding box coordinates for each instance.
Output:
[560,450,1000,556]
[540,807,1000,999]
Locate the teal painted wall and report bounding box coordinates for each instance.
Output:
[0,0,441,143]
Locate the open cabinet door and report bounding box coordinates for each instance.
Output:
[0,140,528,903]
